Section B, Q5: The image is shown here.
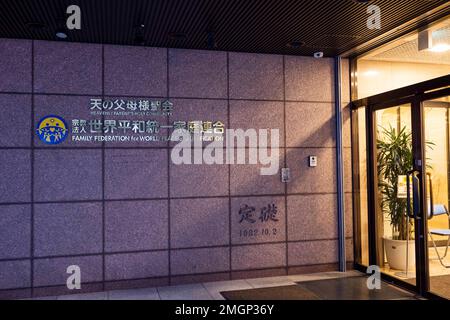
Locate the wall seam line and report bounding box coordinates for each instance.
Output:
[283,54,289,274]
[166,47,171,285]
[30,39,35,298]
[227,51,232,279]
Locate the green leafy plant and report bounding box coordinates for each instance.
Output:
[377,126,433,241]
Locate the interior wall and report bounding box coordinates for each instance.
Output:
[357,59,450,99]
[0,38,352,298]
[424,102,450,234]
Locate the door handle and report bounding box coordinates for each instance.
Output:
[406,170,421,219]
[427,172,434,219]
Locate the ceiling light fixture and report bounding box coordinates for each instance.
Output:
[55,28,68,39]
[429,43,450,53]
[286,41,305,48]
[363,70,379,77]
[55,18,68,40]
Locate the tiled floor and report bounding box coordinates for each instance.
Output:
[297,275,415,300]
[382,246,450,279]
[379,246,450,299]
[28,270,396,300]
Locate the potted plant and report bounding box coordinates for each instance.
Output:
[377,126,432,271]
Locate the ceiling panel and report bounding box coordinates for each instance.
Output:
[0,0,448,57]
[367,18,450,64]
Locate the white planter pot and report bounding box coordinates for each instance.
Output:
[383,237,415,271]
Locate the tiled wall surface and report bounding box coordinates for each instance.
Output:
[0,38,352,298]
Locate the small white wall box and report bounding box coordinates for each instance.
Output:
[309,155,317,167]
[281,168,290,182]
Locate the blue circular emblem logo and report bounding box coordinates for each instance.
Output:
[36,115,68,145]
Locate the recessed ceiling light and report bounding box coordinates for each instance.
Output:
[55,29,68,39]
[286,41,305,48]
[363,70,379,77]
[429,43,450,53]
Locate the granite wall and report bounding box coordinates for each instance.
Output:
[0,38,353,298]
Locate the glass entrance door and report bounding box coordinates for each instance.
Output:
[423,95,450,298]
[367,94,450,297]
[372,103,417,287]
[352,76,450,298]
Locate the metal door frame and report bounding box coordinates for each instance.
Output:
[351,75,450,299]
